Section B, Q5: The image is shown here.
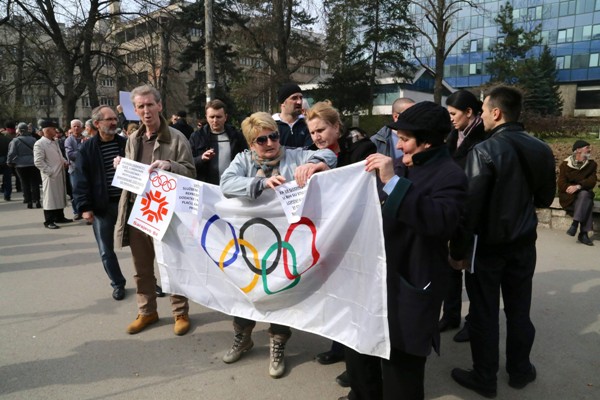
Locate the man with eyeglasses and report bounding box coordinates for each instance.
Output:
[65,119,85,219]
[189,99,247,184]
[272,82,313,148]
[73,106,128,301]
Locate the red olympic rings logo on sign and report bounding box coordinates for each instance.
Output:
[150,170,177,192]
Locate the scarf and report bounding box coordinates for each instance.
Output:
[456,115,482,148]
[565,154,589,170]
[251,147,285,177]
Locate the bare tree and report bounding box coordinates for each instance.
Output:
[410,0,478,104]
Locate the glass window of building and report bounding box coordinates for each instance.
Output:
[590,53,599,67]
[559,0,577,15]
[470,39,478,52]
[572,54,590,68]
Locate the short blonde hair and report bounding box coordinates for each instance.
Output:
[306,101,343,134]
[241,112,278,144]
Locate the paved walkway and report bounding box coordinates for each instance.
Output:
[1,191,598,400]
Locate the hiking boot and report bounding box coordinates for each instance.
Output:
[269,332,290,378]
[222,323,254,363]
[126,312,159,334]
[173,314,190,336]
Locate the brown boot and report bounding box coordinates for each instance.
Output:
[173,314,190,336]
[126,312,159,334]
[222,322,254,363]
[269,332,291,378]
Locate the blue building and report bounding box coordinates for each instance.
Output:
[412,0,600,116]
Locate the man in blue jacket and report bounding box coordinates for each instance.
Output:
[73,105,127,301]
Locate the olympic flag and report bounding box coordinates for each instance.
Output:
[136,162,389,358]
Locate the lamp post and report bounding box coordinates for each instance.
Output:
[205,0,215,103]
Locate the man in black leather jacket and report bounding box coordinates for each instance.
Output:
[449,86,556,398]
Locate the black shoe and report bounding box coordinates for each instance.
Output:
[316,350,345,365]
[73,214,83,221]
[578,232,593,246]
[56,218,73,223]
[335,370,350,388]
[451,368,497,398]
[566,224,577,236]
[35,201,42,208]
[453,324,470,342]
[4,197,10,201]
[27,202,33,209]
[439,316,460,332]
[508,364,536,389]
[155,285,166,297]
[112,287,126,301]
[45,223,60,230]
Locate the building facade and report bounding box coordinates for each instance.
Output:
[412,0,600,116]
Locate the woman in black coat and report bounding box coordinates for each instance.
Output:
[439,90,488,342]
[341,102,467,400]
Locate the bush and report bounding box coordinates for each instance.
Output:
[523,112,600,138]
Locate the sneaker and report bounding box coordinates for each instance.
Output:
[126,312,159,334]
[173,314,190,336]
[269,334,289,378]
[223,326,254,363]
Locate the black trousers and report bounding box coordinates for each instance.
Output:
[345,347,426,400]
[16,166,41,203]
[43,209,66,225]
[442,268,464,322]
[464,240,536,383]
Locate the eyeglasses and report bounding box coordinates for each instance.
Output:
[99,117,118,122]
[253,132,280,145]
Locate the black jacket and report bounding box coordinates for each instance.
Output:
[188,124,248,184]
[383,146,467,356]
[451,122,556,258]
[446,120,488,169]
[172,120,194,140]
[73,134,127,216]
[276,118,312,148]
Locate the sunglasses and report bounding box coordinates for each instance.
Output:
[253,132,280,145]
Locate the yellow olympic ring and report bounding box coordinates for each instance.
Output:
[220,238,260,293]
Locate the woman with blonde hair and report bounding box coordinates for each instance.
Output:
[219,111,337,378]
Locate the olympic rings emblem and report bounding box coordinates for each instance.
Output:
[200,215,319,295]
[150,170,177,192]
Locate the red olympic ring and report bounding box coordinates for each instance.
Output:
[150,170,177,192]
[283,217,320,279]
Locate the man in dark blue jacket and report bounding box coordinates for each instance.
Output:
[449,86,556,398]
[272,83,312,148]
[73,105,127,301]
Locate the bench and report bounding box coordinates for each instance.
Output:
[537,198,600,232]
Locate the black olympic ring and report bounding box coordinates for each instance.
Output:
[150,171,177,192]
[238,217,281,275]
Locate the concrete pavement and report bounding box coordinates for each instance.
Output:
[1,191,599,400]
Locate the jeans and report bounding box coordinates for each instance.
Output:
[92,201,126,289]
[1,164,12,199]
[69,173,77,213]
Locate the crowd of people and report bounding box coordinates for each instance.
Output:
[0,82,597,399]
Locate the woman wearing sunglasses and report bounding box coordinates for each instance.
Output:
[219,111,337,378]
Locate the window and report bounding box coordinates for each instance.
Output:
[590,53,599,67]
[558,28,574,43]
[23,95,34,106]
[190,27,202,37]
[39,97,56,106]
[527,6,543,20]
[81,97,91,108]
[559,0,577,15]
[470,40,478,52]
[556,55,572,69]
[100,97,115,106]
[100,78,114,87]
[572,54,590,68]
[469,63,482,75]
